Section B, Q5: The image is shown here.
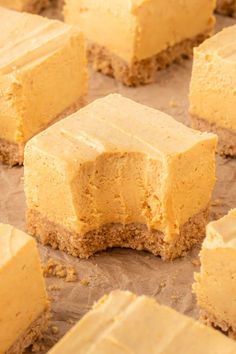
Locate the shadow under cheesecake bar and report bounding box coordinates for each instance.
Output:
[64,0,215,86]
[193,209,236,339]
[48,290,236,353]
[0,224,49,354]
[24,94,217,260]
[189,25,236,157]
[0,7,87,166]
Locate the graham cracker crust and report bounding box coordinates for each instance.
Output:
[0,96,86,167]
[215,0,236,17]
[88,33,209,87]
[27,207,209,261]
[200,309,236,340]
[191,115,236,157]
[6,310,49,354]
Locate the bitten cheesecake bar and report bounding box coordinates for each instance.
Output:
[0,7,87,166]
[24,94,217,260]
[193,209,236,338]
[49,290,236,354]
[216,0,236,17]
[0,224,48,354]
[64,0,216,86]
[189,25,236,157]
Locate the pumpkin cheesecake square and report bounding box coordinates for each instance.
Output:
[189,25,236,157]
[48,290,236,354]
[24,94,217,260]
[193,209,236,338]
[64,0,216,87]
[0,7,87,166]
[0,223,49,354]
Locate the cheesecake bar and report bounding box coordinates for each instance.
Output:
[64,0,215,86]
[0,223,48,354]
[0,0,49,13]
[193,209,236,338]
[24,94,217,260]
[0,7,87,166]
[189,25,236,157]
[216,0,236,17]
[49,290,236,353]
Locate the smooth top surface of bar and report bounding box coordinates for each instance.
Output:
[49,290,236,354]
[204,209,236,249]
[28,94,216,164]
[0,223,32,267]
[196,24,236,62]
[0,6,80,75]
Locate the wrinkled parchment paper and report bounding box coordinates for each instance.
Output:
[0,14,236,353]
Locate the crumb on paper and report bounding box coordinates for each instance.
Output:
[48,284,61,291]
[191,258,200,267]
[65,266,77,282]
[80,279,89,286]
[169,99,178,108]
[159,281,166,290]
[66,318,76,325]
[171,294,179,302]
[43,258,77,282]
[211,199,222,207]
[31,342,45,353]
[51,326,59,335]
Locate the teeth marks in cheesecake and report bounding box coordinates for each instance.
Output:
[0,7,87,166]
[24,94,217,260]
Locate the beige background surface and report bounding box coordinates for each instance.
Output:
[0,15,236,353]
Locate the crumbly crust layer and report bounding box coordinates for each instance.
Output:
[191,115,236,158]
[6,310,49,354]
[27,207,209,261]
[215,0,236,17]
[87,33,209,87]
[0,96,86,167]
[200,309,236,340]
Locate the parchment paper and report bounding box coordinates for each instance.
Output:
[0,14,236,353]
